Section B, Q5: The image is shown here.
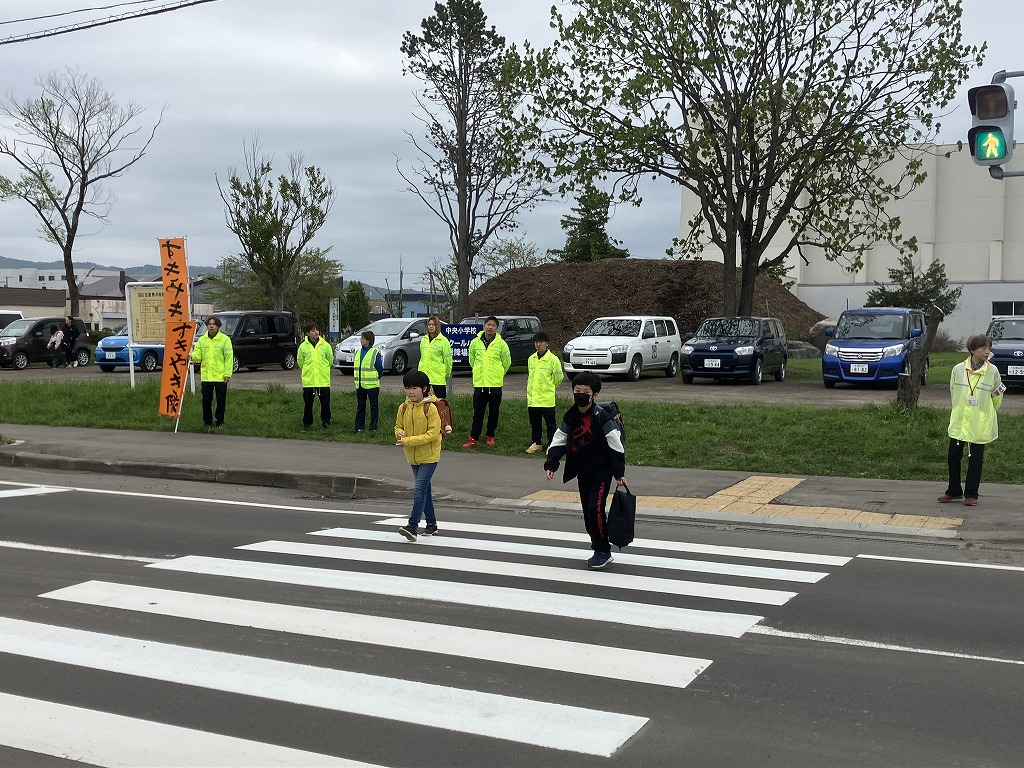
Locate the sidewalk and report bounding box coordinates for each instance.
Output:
[2,423,1022,545]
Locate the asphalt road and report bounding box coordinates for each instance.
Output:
[6,360,1023,412]
[3,468,1023,767]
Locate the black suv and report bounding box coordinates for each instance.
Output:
[0,316,91,369]
[681,316,787,385]
[212,310,298,373]
[986,316,1024,387]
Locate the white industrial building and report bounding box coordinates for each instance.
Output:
[679,144,1024,344]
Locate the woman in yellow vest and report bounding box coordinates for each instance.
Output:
[354,330,383,431]
[191,316,233,429]
[419,315,453,399]
[297,323,333,430]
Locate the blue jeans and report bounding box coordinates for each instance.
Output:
[408,462,437,526]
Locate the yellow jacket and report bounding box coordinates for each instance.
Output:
[297,336,333,388]
[192,330,233,383]
[395,395,442,465]
[527,350,564,407]
[419,333,453,386]
[468,331,511,387]
[948,359,1003,444]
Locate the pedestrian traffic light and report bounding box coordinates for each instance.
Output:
[968,83,1015,166]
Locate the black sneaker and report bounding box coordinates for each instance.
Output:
[587,551,613,569]
[398,525,418,541]
[422,524,438,536]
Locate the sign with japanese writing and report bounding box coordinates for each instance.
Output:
[157,238,195,419]
[126,284,166,345]
[444,323,482,365]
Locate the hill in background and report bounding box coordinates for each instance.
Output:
[468,259,825,347]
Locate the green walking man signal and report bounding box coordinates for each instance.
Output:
[968,83,1015,166]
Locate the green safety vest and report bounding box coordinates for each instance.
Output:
[419,333,453,386]
[297,336,333,388]
[192,330,233,382]
[355,347,381,389]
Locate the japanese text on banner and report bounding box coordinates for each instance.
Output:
[157,238,194,418]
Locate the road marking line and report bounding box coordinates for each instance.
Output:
[0,540,160,563]
[312,526,829,583]
[375,517,851,566]
[857,554,1024,572]
[0,616,647,757]
[239,540,799,606]
[751,625,1024,666]
[43,581,711,689]
[0,486,71,499]
[0,692,374,767]
[150,556,764,637]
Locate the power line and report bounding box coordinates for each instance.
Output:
[0,1,161,27]
[0,0,220,45]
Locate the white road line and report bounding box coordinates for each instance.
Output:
[0,486,71,499]
[751,625,1024,666]
[312,526,828,583]
[857,554,1024,572]
[150,556,764,637]
[0,540,160,563]
[239,540,798,606]
[0,692,374,767]
[43,581,711,689]
[375,517,851,566]
[0,616,647,757]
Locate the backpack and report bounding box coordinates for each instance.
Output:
[595,401,625,445]
[400,398,453,439]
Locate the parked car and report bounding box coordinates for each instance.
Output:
[334,317,428,375]
[0,316,91,369]
[562,315,681,382]
[0,310,23,331]
[681,316,787,385]
[94,326,164,372]
[457,315,542,368]
[821,307,927,388]
[208,310,298,373]
[986,315,1024,386]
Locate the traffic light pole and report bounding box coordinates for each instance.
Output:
[987,70,1024,179]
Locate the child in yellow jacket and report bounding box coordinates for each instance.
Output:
[396,370,442,540]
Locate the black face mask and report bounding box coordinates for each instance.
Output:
[573,392,592,408]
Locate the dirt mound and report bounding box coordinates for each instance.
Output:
[469,259,825,347]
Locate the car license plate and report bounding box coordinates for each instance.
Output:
[583,357,597,367]
[105,352,116,360]
[342,352,353,363]
[850,363,869,374]
[705,358,720,368]
[1009,365,1024,376]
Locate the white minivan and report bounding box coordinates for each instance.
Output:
[562,315,681,381]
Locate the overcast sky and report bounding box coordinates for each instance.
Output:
[0,0,1015,288]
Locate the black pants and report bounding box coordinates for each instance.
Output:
[432,383,447,400]
[303,386,332,427]
[354,386,378,430]
[471,387,503,439]
[946,438,986,499]
[201,381,228,426]
[528,406,556,445]
[578,472,612,554]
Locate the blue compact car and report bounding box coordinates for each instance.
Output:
[94,327,164,372]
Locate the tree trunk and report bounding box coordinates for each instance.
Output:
[896,305,944,409]
[64,244,79,317]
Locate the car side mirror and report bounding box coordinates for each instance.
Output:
[245,329,256,335]
[684,332,694,340]
[409,332,420,340]
[824,328,834,337]
[911,328,922,338]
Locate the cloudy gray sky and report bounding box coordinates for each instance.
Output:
[0,0,1015,288]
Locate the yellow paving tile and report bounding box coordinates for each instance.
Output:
[921,516,964,529]
[888,514,933,528]
[818,508,866,522]
[523,490,577,502]
[715,501,766,515]
[853,511,895,525]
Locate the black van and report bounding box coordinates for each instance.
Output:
[457,315,542,368]
[681,316,788,384]
[211,310,298,373]
[0,316,91,369]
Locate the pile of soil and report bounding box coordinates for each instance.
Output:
[469,259,826,348]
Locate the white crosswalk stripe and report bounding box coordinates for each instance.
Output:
[0,485,71,499]
[1,512,851,764]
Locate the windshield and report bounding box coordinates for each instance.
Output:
[0,319,33,337]
[365,319,410,337]
[989,319,1024,341]
[696,318,760,339]
[220,316,242,335]
[833,313,906,340]
[581,318,641,337]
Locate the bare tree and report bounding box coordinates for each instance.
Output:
[398,0,547,319]
[217,137,336,311]
[0,68,162,315]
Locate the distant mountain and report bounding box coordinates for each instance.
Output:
[0,255,220,278]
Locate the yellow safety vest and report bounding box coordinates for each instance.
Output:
[355,347,381,389]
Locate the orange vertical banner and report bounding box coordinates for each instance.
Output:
[157,238,195,418]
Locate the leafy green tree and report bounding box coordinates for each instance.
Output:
[217,136,335,311]
[513,0,981,315]
[345,281,371,332]
[0,68,162,315]
[865,253,962,317]
[548,186,629,262]
[398,0,547,319]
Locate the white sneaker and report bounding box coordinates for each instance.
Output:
[72,361,79,367]
[525,443,543,454]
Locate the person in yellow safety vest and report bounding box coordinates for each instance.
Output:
[191,315,233,430]
[297,323,334,431]
[354,329,383,432]
[938,333,1005,507]
[419,315,453,399]
[525,330,564,453]
[462,316,511,449]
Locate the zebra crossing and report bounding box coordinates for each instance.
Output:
[0,505,852,765]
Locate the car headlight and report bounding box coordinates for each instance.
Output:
[608,344,627,354]
[682,345,694,355]
[377,341,392,350]
[563,344,574,354]
[0,337,15,346]
[734,346,755,356]
[882,343,905,358]
[824,343,838,355]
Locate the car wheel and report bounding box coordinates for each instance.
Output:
[681,373,694,384]
[76,349,90,367]
[823,378,837,389]
[13,351,29,370]
[99,365,115,373]
[392,351,409,375]
[141,351,159,372]
[773,358,787,382]
[281,352,296,371]
[625,355,642,382]
[664,353,678,378]
[232,357,240,374]
[749,358,763,385]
